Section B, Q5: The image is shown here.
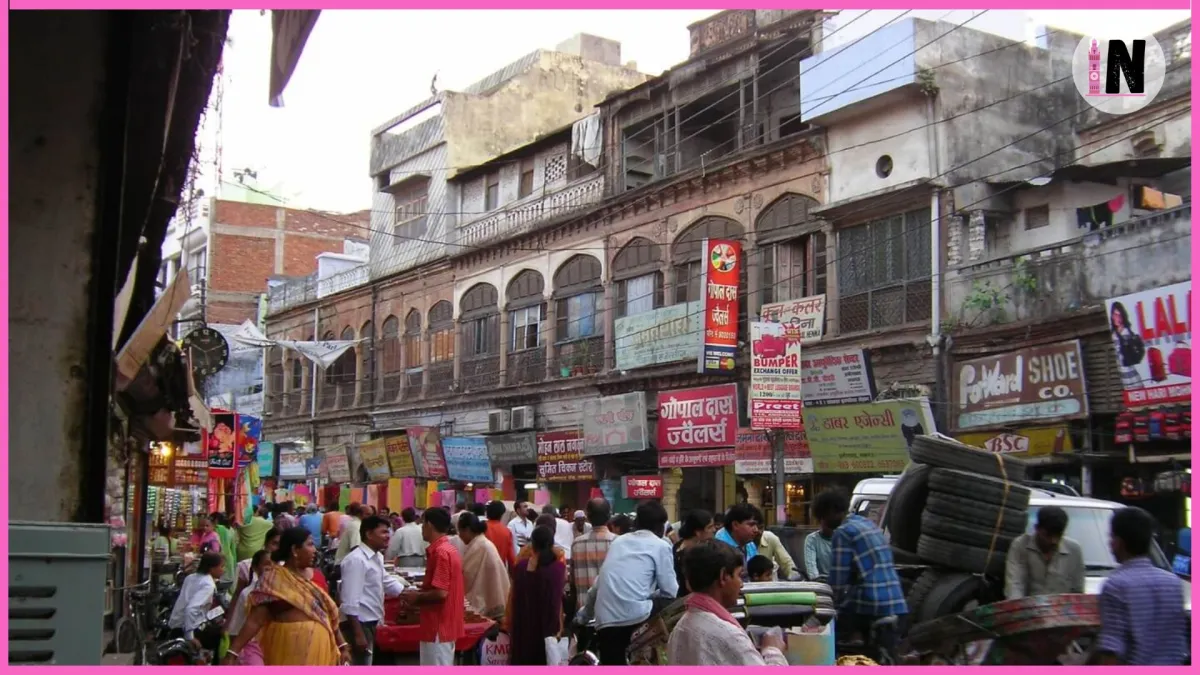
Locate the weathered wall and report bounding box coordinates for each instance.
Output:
[825,93,932,204]
[1078,96,1192,166]
[369,139,451,280]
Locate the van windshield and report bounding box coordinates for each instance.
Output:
[1025,505,1169,571]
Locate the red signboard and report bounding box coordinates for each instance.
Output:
[624,476,664,500]
[658,448,737,468]
[698,239,741,375]
[656,384,739,450]
[536,430,596,482]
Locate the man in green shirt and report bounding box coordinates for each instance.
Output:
[237,504,275,561]
[212,512,239,582]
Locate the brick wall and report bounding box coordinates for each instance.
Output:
[211,233,275,293]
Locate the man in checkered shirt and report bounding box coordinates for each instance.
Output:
[570,498,617,609]
[818,489,908,662]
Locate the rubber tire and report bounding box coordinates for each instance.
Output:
[891,546,922,565]
[114,616,138,654]
[883,462,932,552]
[927,468,1032,508]
[910,435,1028,482]
[910,571,988,625]
[917,534,1010,576]
[921,510,1024,549]
[924,491,1029,532]
[905,568,943,619]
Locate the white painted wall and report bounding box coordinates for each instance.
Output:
[825,97,932,203]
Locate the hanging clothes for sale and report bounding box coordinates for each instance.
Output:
[1076,194,1126,231]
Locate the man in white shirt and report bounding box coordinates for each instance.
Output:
[507,500,535,558]
[335,503,365,564]
[168,552,224,648]
[386,507,428,568]
[546,505,576,560]
[340,515,407,665]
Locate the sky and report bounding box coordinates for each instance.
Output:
[198,9,1191,215]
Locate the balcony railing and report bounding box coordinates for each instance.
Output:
[454,173,604,250]
[552,336,604,379]
[507,348,546,386]
[947,204,1191,328]
[460,354,499,392]
[268,275,317,315]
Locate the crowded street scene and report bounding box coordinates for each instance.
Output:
[8,6,1192,667]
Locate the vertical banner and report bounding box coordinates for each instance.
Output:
[325,445,352,483]
[236,415,262,467]
[257,441,277,478]
[749,321,804,430]
[205,412,238,479]
[697,238,741,375]
[760,294,827,344]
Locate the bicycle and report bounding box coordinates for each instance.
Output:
[111,580,157,665]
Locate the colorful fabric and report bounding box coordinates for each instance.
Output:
[190,530,221,554]
[683,592,739,629]
[419,536,465,643]
[248,565,340,665]
[571,526,616,608]
[1096,556,1188,665]
[215,526,237,582]
[828,514,908,618]
[237,517,274,561]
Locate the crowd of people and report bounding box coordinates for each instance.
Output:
[154,491,1188,666]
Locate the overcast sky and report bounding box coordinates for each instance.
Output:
[199,9,1190,214]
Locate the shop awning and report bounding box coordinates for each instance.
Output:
[269,10,320,107]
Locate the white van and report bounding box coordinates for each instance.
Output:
[850,475,1191,611]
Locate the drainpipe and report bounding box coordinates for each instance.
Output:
[926,93,948,432]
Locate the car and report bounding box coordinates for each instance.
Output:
[851,474,1192,612]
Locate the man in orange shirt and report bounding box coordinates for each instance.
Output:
[322,506,343,546]
[400,506,465,666]
[483,501,515,570]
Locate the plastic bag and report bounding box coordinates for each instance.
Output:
[481,631,510,666]
[545,636,570,666]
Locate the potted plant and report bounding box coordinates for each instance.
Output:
[570,341,596,376]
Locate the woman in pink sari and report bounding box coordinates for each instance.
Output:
[188,516,221,554]
[227,551,272,665]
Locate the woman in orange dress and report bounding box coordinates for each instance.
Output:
[222,527,350,666]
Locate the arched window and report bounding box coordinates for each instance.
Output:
[460,285,499,390]
[289,354,304,414]
[402,309,423,395]
[671,216,745,304]
[380,315,401,401]
[360,320,375,403]
[506,271,545,385]
[553,255,602,341]
[755,193,826,306]
[334,326,357,408]
[267,347,284,415]
[429,301,455,364]
[613,237,663,318]
[320,330,338,410]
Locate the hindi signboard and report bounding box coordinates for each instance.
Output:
[615,301,702,370]
[749,321,803,430]
[623,476,664,499]
[441,437,494,483]
[734,428,812,475]
[485,432,538,467]
[536,430,596,482]
[698,239,741,375]
[358,439,392,482]
[582,392,649,456]
[760,294,826,344]
[801,348,876,406]
[656,384,738,451]
[407,427,448,479]
[384,435,416,478]
[804,399,936,473]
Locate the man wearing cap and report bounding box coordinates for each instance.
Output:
[573,510,593,538]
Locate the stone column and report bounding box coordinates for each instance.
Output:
[422,328,433,397]
[744,478,764,511]
[946,214,965,268]
[745,228,761,320]
[498,308,510,387]
[603,278,616,371]
[662,468,684,522]
[967,210,987,263]
[544,298,558,380]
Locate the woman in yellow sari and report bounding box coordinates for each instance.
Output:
[222,527,351,666]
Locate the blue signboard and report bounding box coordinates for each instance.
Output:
[440,437,493,483]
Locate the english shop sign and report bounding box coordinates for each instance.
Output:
[953,340,1089,430]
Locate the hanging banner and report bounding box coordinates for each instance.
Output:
[205,412,238,479]
[237,415,262,467]
[656,384,738,451]
[359,439,392,482]
[230,320,363,370]
[734,428,812,475]
[760,294,827,344]
[441,437,494,483]
[801,348,876,407]
[325,446,353,483]
[615,301,702,371]
[407,427,449,479]
[1106,281,1191,408]
[484,432,538,467]
[952,340,1089,430]
[749,321,803,430]
[623,476,663,499]
[536,430,596,482]
[697,238,741,375]
[384,435,417,478]
[257,441,277,478]
[805,398,936,474]
[582,391,649,456]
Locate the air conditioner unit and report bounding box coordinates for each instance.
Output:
[510,405,535,430]
[487,409,510,434]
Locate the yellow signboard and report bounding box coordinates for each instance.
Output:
[954,426,1074,458]
[358,439,391,482]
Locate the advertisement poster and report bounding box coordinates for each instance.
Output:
[614,301,702,371]
[804,398,936,473]
[536,430,596,482]
[749,321,803,430]
[407,427,448,479]
[582,392,649,456]
[760,294,827,344]
[801,348,876,406]
[237,416,262,467]
[623,476,664,499]
[205,412,238,479]
[484,432,538,467]
[734,428,812,475]
[656,384,739,451]
[698,239,741,375]
[953,340,1089,430]
[358,439,392,482]
[955,425,1074,459]
[441,437,494,483]
[325,446,352,483]
[384,435,416,478]
[1106,281,1191,407]
[278,445,310,480]
[304,457,323,478]
[658,448,737,468]
[257,441,276,478]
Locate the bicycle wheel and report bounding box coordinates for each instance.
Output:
[114,616,138,653]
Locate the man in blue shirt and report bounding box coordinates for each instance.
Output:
[818,489,907,664]
[299,504,324,544]
[583,500,679,665]
[715,504,758,572]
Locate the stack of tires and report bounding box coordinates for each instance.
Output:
[885,435,1033,623]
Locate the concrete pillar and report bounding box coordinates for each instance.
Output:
[745,229,761,319]
[499,308,510,386]
[602,275,616,370]
[544,299,558,380]
[967,210,987,263]
[946,214,965,268]
[662,468,684,522]
[422,328,433,396]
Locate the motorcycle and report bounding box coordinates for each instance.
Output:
[150,605,226,665]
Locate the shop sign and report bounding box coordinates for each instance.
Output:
[623,475,663,500]
[205,412,238,479]
[485,432,538,467]
[257,441,276,478]
[801,348,876,406]
[955,426,1074,458]
[1106,281,1191,408]
[749,321,803,430]
[760,294,826,344]
[658,448,736,468]
[324,446,352,483]
[734,428,812,475]
[279,445,311,480]
[656,384,738,451]
[384,435,416,478]
[697,239,741,375]
[615,301,702,371]
[805,399,936,474]
[953,340,1089,430]
[441,437,494,483]
[407,427,448,479]
[582,392,649,456]
[358,439,392,482]
[536,430,595,482]
[303,457,322,478]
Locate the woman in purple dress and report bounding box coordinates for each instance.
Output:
[506,525,567,665]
